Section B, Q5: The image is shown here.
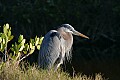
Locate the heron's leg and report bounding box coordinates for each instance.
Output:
[54,47,65,71]
[54,58,63,71]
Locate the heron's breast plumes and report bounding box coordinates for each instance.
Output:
[61,32,73,61]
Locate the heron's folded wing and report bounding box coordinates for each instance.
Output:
[38,30,62,69]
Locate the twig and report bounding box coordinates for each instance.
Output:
[100,33,116,42]
[4,46,7,62]
[18,53,31,62]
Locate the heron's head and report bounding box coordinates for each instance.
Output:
[60,24,89,39]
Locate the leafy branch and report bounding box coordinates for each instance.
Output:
[0,24,14,61]
[0,23,44,65]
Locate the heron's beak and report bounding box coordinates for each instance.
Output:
[73,30,89,39]
[79,33,89,39]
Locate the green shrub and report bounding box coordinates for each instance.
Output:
[0,23,44,65]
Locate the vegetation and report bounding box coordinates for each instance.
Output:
[0,0,120,79]
[0,61,105,80]
[0,23,43,66]
[0,24,106,80]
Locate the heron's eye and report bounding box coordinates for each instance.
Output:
[66,27,72,31]
[64,28,73,33]
[70,29,73,31]
[68,28,73,32]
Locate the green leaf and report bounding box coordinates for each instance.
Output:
[15,52,21,60]
[2,38,5,44]
[11,54,16,60]
[37,45,40,50]
[19,45,24,51]
[18,43,21,50]
[29,47,35,54]
[35,36,37,41]
[18,39,26,51]
[30,43,32,49]
[29,49,34,54]
[14,42,19,54]
[0,37,2,43]
[38,37,44,44]
[0,43,3,51]
[30,39,35,45]
[12,44,14,47]
[23,51,27,54]
[8,35,14,41]
[9,53,13,58]
[8,28,11,37]
[24,43,29,51]
[6,23,9,29]
[3,24,9,35]
[21,39,26,45]
[1,44,6,52]
[1,34,5,39]
[35,38,39,46]
[18,35,23,43]
[11,47,14,52]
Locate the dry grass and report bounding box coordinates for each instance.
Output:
[0,61,107,80]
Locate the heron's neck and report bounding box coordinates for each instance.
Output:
[57,29,73,40]
[57,28,73,52]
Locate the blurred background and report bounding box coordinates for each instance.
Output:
[0,0,120,80]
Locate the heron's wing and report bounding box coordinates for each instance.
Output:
[38,30,63,69]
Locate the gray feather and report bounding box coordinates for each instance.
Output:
[38,30,62,69]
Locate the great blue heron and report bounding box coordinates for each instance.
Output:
[38,24,89,71]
